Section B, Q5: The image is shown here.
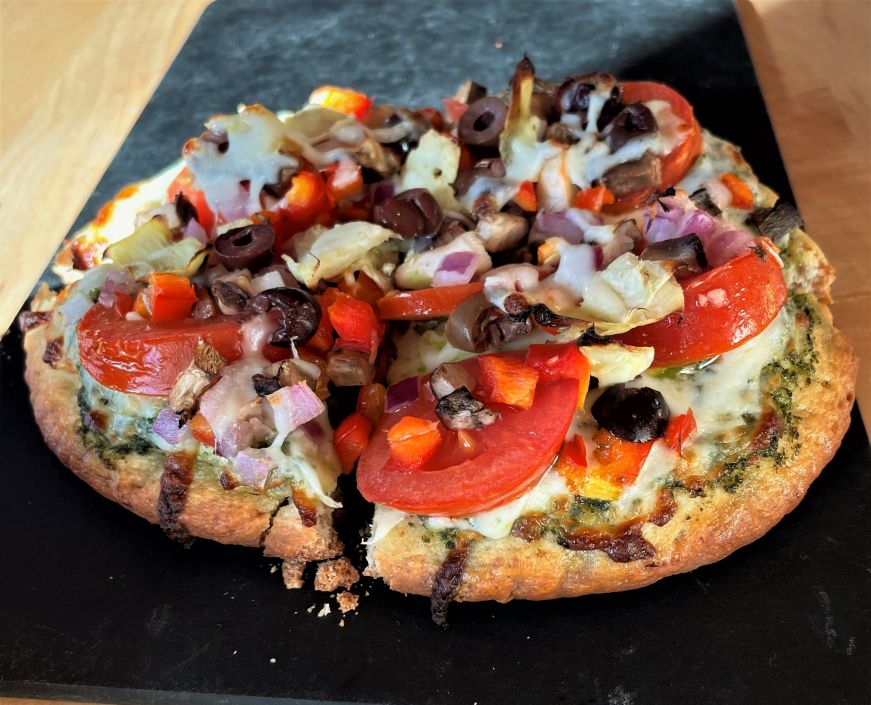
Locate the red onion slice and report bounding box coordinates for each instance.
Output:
[215,419,255,458]
[227,449,274,490]
[386,376,420,412]
[678,209,717,239]
[704,229,755,268]
[152,408,184,445]
[184,218,209,243]
[267,382,326,440]
[432,251,478,287]
[529,211,585,244]
[97,269,137,308]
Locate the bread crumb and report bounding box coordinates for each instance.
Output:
[306,605,315,614]
[281,560,305,590]
[494,40,503,49]
[317,603,331,618]
[339,619,345,627]
[314,557,359,592]
[336,591,359,614]
[269,658,276,664]
[269,564,278,574]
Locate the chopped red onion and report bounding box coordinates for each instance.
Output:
[184,218,209,243]
[432,251,478,287]
[216,419,255,458]
[227,449,274,490]
[267,382,326,440]
[97,269,136,308]
[529,211,584,244]
[301,418,324,439]
[152,408,184,445]
[678,209,717,239]
[704,230,755,268]
[386,376,420,412]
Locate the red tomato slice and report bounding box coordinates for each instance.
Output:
[604,81,703,213]
[77,305,243,396]
[167,166,215,234]
[357,356,579,516]
[618,244,787,366]
[376,283,484,321]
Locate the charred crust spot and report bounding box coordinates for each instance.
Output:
[157,452,195,546]
[83,410,107,434]
[751,409,785,453]
[42,337,64,367]
[431,544,470,628]
[648,489,678,527]
[18,310,51,333]
[292,486,318,528]
[510,512,549,542]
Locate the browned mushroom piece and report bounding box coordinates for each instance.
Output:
[445,293,532,353]
[429,362,476,399]
[326,349,375,387]
[211,280,250,315]
[602,153,662,197]
[435,387,499,431]
[246,287,321,347]
[475,211,529,253]
[191,285,217,320]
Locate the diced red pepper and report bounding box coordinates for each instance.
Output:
[167,166,215,234]
[386,416,442,470]
[513,180,538,212]
[146,273,198,322]
[356,383,387,425]
[442,98,468,125]
[324,161,363,202]
[478,355,539,410]
[327,291,384,356]
[190,411,215,447]
[574,185,615,214]
[664,409,697,455]
[270,170,332,249]
[334,411,373,473]
[338,271,383,307]
[555,435,590,492]
[592,429,653,487]
[113,292,134,317]
[304,294,335,354]
[308,85,373,120]
[721,173,754,210]
[525,343,591,408]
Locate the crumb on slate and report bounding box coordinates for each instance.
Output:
[336,591,359,614]
[314,557,360,592]
[317,603,332,618]
[281,560,305,590]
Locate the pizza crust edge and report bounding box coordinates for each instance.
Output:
[22,323,341,562]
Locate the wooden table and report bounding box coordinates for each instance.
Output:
[0,4,868,699]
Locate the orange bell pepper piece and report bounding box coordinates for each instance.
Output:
[189,411,215,447]
[338,271,383,307]
[308,85,373,120]
[478,355,539,410]
[574,184,615,214]
[513,180,538,212]
[387,416,442,470]
[146,273,198,322]
[720,173,754,210]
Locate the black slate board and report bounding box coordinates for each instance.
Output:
[2,1,870,703]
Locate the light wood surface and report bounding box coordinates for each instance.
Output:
[0,1,868,701]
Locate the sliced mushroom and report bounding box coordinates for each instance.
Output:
[445,293,531,353]
[641,233,708,276]
[750,200,804,240]
[434,218,468,247]
[211,280,250,315]
[475,212,529,253]
[326,349,375,387]
[429,362,476,399]
[435,387,499,431]
[194,341,227,376]
[191,285,217,320]
[246,287,321,347]
[169,364,214,417]
[689,187,722,216]
[602,153,662,197]
[277,357,321,388]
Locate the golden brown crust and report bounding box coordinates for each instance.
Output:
[23,322,340,562]
[367,244,858,602]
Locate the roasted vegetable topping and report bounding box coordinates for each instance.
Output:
[246,287,321,347]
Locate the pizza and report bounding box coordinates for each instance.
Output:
[21,57,857,622]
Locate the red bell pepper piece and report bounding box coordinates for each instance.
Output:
[574,184,615,214]
[525,343,591,408]
[513,180,538,212]
[334,411,373,473]
[664,409,697,455]
[146,273,198,322]
[189,411,215,447]
[386,416,442,470]
[478,355,539,410]
[327,291,384,356]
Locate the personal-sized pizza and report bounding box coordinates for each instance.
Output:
[22,57,856,621]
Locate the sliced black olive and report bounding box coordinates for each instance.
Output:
[641,233,708,275]
[373,188,443,237]
[454,157,506,197]
[592,384,670,443]
[554,73,622,131]
[174,192,198,225]
[214,224,275,271]
[604,103,658,151]
[689,187,722,216]
[750,200,804,240]
[247,287,321,347]
[435,387,499,431]
[458,97,507,148]
[577,327,612,346]
[211,280,250,315]
[251,373,281,396]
